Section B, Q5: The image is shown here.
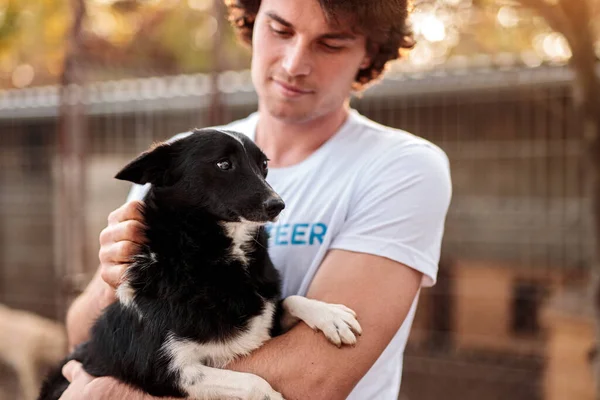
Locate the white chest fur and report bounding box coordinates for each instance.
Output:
[162,301,276,370]
[221,220,261,265]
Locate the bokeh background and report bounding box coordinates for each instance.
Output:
[1,0,599,399]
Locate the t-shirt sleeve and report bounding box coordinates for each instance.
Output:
[126,182,151,202]
[330,142,452,287]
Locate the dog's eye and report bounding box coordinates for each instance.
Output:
[216,160,232,170]
[262,160,268,170]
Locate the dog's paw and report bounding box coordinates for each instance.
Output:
[283,296,362,347]
[246,377,285,400]
[309,301,362,347]
[248,390,284,400]
[253,392,285,400]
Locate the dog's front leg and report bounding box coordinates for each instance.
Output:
[280,296,362,347]
[178,364,285,400]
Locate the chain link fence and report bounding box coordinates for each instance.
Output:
[0,64,593,399]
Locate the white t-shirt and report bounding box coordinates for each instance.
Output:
[127,109,452,399]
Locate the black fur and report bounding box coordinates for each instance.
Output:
[38,129,286,399]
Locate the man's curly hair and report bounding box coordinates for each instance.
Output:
[224,0,415,91]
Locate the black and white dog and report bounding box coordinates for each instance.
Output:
[38,128,361,400]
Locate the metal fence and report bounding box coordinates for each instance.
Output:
[0,63,594,400]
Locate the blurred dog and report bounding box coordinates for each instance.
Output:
[0,303,67,400]
[39,129,361,400]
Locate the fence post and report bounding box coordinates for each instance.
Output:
[54,0,88,321]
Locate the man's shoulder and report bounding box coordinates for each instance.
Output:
[219,113,258,136]
[165,113,258,144]
[347,110,449,167]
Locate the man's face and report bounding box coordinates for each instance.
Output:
[251,0,370,124]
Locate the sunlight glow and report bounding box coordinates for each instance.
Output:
[497,6,519,28]
[12,64,35,88]
[409,42,434,66]
[542,32,572,62]
[89,11,117,38]
[421,15,447,42]
[194,16,218,49]
[188,0,213,12]
[521,51,543,68]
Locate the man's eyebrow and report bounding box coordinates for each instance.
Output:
[266,12,292,28]
[319,32,357,41]
[266,12,357,41]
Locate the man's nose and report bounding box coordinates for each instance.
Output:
[282,38,312,77]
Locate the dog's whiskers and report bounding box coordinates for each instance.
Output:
[252,230,267,250]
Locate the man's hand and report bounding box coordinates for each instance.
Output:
[60,362,131,400]
[99,200,147,290]
[58,361,94,400]
[59,361,154,400]
[65,200,147,349]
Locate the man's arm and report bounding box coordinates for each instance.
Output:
[61,204,423,400]
[66,201,146,350]
[65,268,114,350]
[61,248,421,400]
[227,248,422,400]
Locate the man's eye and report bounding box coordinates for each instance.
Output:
[322,43,344,52]
[217,160,232,170]
[270,26,292,37]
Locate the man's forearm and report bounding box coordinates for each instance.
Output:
[65,268,114,350]
[223,251,424,400]
[77,323,361,400]
[226,322,363,400]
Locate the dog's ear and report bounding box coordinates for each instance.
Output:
[115,142,178,186]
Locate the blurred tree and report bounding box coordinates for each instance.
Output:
[82,0,249,78]
[0,0,251,89]
[409,0,600,394]
[406,0,599,68]
[405,0,548,69]
[0,0,71,88]
[56,0,88,315]
[509,0,600,396]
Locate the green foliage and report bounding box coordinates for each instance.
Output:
[403,0,599,70]
[0,0,597,89]
[0,0,70,88]
[0,0,250,88]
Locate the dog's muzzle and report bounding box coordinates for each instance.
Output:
[263,197,285,220]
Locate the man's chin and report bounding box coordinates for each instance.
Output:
[266,103,316,124]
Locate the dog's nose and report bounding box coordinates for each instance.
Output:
[264,197,285,219]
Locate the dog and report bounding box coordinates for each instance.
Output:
[38,128,361,400]
[0,303,67,400]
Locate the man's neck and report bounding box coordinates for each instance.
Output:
[255,105,350,168]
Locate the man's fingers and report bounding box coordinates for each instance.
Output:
[99,220,146,247]
[100,264,129,289]
[60,361,96,400]
[62,360,84,383]
[107,201,145,226]
[99,240,141,266]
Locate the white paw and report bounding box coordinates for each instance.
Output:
[283,296,362,347]
[310,302,362,347]
[247,376,285,400]
[249,391,285,400]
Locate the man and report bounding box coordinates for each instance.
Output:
[59,0,452,399]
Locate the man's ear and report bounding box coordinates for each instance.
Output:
[361,42,378,69]
[359,56,371,69]
[115,142,177,186]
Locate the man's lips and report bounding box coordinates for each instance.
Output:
[272,79,314,95]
